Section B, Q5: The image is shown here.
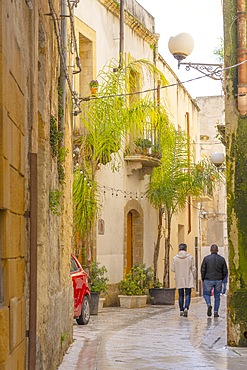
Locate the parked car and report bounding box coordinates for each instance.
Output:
[70,254,90,325]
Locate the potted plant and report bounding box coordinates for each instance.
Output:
[134,138,152,154]
[118,264,153,308]
[134,138,143,154]
[142,138,152,154]
[89,261,109,314]
[149,279,176,305]
[151,144,160,158]
[89,79,99,95]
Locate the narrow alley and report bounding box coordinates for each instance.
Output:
[58,297,247,370]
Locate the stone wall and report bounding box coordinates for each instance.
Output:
[0,0,74,369]
[0,0,29,367]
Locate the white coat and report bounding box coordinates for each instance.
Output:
[171,250,196,289]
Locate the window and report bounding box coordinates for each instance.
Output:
[70,256,79,273]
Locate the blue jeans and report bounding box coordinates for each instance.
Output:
[203,280,222,312]
[221,282,227,294]
[178,288,191,311]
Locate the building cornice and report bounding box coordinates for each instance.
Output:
[98,0,158,45]
[158,54,200,111]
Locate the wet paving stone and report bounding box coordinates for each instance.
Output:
[58,297,247,369]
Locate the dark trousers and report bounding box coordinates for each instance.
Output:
[178,288,192,311]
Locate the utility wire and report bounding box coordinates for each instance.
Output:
[48,0,247,114]
[78,59,247,103]
[48,0,82,114]
[67,0,81,74]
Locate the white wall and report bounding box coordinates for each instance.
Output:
[74,0,202,286]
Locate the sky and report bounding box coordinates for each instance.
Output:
[136,0,224,98]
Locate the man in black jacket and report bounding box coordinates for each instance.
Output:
[201,244,228,318]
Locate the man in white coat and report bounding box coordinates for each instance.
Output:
[171,243,196,317]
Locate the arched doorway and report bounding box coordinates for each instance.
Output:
[124,200,144,274]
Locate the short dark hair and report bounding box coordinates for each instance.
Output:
[210,244,219,253]
[179,243,187,251]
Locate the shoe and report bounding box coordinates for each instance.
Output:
[207,305,212,317]
[214,312,219,317]
[183,308,188,317]
[180,311,184,316]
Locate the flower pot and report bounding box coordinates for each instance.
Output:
[118,295,147,308]
[149,288,175,305]
[142,148,148,155]
[152,151,159,158]
[136,295,148,308]
[98,297,106,313]
[90,291,100,315]
[90,87,98,95]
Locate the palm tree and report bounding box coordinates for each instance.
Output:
[147,128,222,287]
[73,57,168,264]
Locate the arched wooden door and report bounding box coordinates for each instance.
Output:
[126,207,143,274]
[126,211,133,274]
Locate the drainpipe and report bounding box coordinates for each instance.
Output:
[119,0,124,68]
[157,80,160,106]
[237,0,247,115]
[60,0,67,133]
[28,153,37,370]
[154,33,160,102]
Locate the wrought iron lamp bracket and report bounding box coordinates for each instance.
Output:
[178,61,223,80]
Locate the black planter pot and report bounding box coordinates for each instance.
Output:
[90,291,100,315]
[149,288,176,305]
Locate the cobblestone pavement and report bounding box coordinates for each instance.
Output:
[58,296,247,369]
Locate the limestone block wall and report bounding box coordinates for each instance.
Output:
[196,95,227,262]
[1,0,74,369]
[0,0,28,368]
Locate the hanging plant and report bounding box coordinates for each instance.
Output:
[73,56,169,260]
[73,169,99,240]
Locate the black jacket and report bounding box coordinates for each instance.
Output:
[201,252,228,281]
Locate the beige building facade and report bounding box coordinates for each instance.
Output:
[74,0,202,302]
[196,95,227,262]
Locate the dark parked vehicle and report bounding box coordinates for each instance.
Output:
[70,254,90,325]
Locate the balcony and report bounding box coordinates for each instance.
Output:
[124,152,161,179]
[197,185,213,202]
[124,138,161,179]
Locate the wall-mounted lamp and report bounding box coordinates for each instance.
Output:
[200,135,210,141]
[200,210,226,220]
[168,33,223,80]
[211,152,225,168]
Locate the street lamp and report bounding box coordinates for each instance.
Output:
[211,152,225,168]
[168,33,223,80]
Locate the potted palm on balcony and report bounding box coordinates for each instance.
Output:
[134,138,152,155]
[73,57,168,294]
[151,144,160,158]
